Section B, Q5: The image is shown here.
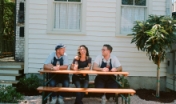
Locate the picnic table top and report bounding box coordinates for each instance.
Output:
[39,70,129,76]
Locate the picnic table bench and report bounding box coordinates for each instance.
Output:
[37,70,135,104]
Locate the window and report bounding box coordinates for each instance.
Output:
[54,0,81,31]
[120,0,147,34]
[47,0,86,35]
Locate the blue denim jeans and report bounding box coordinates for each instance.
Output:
[72,75,89,104]
[49,74,69,98]
[95,75,118,99]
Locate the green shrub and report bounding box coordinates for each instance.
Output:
[0,0,15,52]
[0,85,23,103]
[18,74,42,91]
[117,76,130,88]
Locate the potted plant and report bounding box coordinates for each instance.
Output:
[130,15,176,97]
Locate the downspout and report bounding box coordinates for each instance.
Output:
[174,75,176,91]
[14,0,17,60]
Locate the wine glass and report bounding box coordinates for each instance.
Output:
[74,61,78,70]
[56,61,60,67]
[106,62,110,69]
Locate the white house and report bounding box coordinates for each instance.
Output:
[24,0,172,90]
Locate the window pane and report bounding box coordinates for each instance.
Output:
[55,3,67,29]
[121,7,145,33]
[135,0,146,6]
[122,0,133,5]
[68,0,81,2]
[54,3,81,30]
[68,4,81,29]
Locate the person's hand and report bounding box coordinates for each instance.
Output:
[84,67,89,70]
[73,64,78,71]
[102,67,109,72]
[111,68,117,72]
[53,66,60,71]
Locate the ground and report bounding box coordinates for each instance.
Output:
[19,95,176,104]
[136,89,176,103]
[18,89,176,104]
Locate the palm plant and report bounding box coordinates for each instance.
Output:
[130,15,176,97]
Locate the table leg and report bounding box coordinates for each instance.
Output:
[122,76,124,88]
[42,92,45,104]
[42,73,47,104]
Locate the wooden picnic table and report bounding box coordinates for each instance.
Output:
[38,70,129,76]
[38,69,133,104]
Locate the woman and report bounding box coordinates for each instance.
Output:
[71,45,92,104]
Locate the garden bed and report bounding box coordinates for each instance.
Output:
[136,89,176,103]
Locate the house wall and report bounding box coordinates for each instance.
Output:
[15,0,25,61]
[173,1,176,12]
[24,0,171,90]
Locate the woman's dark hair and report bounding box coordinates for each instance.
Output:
[103,44,113,53]
[77,45,90,59]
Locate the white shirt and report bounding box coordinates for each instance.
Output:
[44,52,69,65]
[94,54,121,68]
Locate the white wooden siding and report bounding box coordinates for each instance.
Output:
[166,74,176,91]
[25,0,169,76]
[152,0,166,15]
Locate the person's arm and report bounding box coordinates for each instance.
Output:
[93,63,109,72]
[70,64,74,70]
[70,56,79,70]
[92,56,108,71]
[93,62,102,71]
[43,64,53,70]
[84,57,92,70]
[60,54,69,70]
[43,64,60,71]
[111,56,122,72]
[43,52,58,70]
[111,66,122,72]
[59,65,68,70]
[84,63,91,70]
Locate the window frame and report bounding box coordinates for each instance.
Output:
[116,0,152,37]
[47,0,86,35]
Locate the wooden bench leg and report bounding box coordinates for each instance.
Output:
[122,96,124,104]
[115,94,119,104]
[42,92,45,104]
[128,94,130,104]
[123,94,130,104]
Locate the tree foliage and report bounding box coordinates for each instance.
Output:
[131,15,176,64]
[130,15,176,97]
[0,0,15,53]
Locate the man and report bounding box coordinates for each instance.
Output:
[93,44,122,104]
[43,43,69,104]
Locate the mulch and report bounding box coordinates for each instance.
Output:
[17,90,41,96]
[136,89,176,103]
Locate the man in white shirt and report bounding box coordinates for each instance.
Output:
[43,43,69,104]
[93,44,122,104]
